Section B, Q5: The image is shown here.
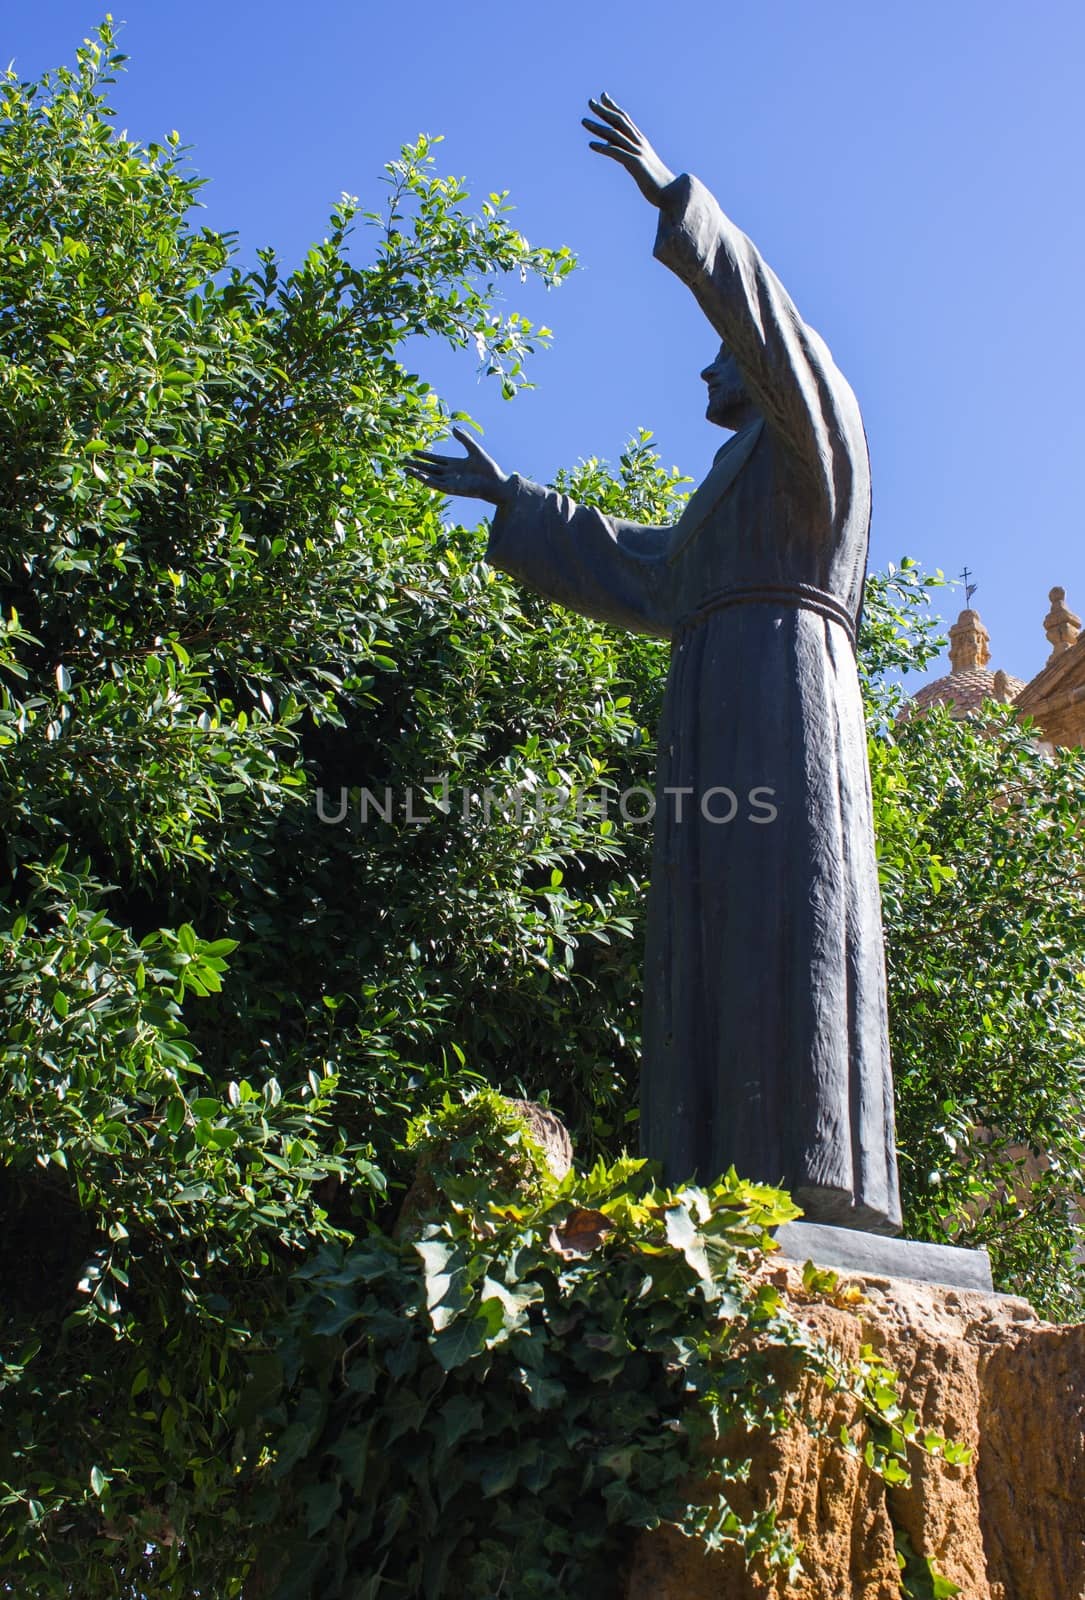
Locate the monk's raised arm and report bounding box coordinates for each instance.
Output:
[584,94,859,520]
[656,178,847,497]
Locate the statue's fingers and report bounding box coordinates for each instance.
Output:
[581,117,638,155]
[599,91,642,134]
[587,96,633,137]
[409,450,455,466]
[592,93,643,144]
[451,425,492,464]
[587,141,642,177]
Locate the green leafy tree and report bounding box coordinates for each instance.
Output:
[860,567,1085,1318]
[0,24,624,1592]
[875,703,1085,1317]
[0,24,693,1595]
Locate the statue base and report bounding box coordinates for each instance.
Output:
[773,1219,994,1292]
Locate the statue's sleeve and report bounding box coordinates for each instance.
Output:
[654,174,857,520]
[485,475,672,638]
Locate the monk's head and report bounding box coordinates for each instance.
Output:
[701,341,752,429]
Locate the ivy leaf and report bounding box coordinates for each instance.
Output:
[414,1234,473,1332]
[478,1274,543,1340]
[430,1314,489,1372]
[478,1449,521,1499]
[663,1200,711,1282]
[548,1208,613,1259]
[327,1423,373,1493]
[311,1289,361,1338]
[301,1479,341,1536]
[516,1366,567,1412]
[431,1394,484,1455]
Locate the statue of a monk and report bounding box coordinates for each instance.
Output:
[407,95,902,1235]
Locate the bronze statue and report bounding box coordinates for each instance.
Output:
[407,96,901,1234]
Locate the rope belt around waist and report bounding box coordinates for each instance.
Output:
[674,582,858,652]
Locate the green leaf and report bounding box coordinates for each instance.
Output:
[431,1395,484,1455]
[663,1200,711,1282]
[478,1450,521,1499]
[478,1274,543,1339]
[430,1314,488,1371]
[301,1479,341,1536]
[414,1235,472,1331]
[517,1367,566,1412]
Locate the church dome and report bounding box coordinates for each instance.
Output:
[910,665,1027,716]
[906,604,1025,717]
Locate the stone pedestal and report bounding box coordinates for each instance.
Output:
[626,1263,1085,1599]
[774,1218,994,1291]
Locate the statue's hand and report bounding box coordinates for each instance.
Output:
[404,427,512,507]
[583,94,676,208]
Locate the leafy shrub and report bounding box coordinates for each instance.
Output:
[235,1096,967,1600]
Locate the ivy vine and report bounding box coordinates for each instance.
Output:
[234,1093,969,1598]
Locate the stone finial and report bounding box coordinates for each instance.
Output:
[948,608,991,673]
[1043,586,1081,663]
[992,669,1010,700]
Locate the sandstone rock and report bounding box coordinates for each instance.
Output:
[394,1097,571,1238]
[506,1097,573,1181]
[626,1262,1085,1599]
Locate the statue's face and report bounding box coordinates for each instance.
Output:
[701,342,748,427]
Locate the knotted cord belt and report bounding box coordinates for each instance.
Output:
[673,581,858,653]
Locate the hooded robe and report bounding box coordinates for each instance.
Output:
[486,174,901,1233]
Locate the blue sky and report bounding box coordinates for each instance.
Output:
[8,3,1084,684]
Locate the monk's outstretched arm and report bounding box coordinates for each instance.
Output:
[487,475,672,637]
[405,430,672,637]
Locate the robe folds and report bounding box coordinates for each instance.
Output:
[486,174,901,1234]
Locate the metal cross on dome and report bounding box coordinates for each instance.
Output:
[959,566,978,607]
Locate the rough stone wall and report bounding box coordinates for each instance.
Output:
[626,1263,1085,1599]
